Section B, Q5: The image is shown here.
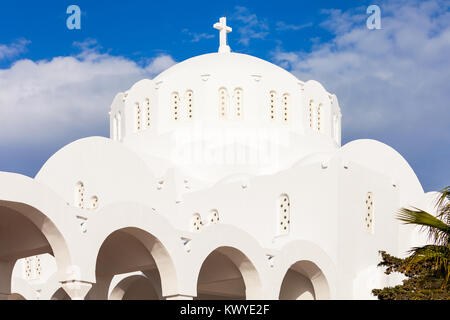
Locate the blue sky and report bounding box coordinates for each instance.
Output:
[0,0,449,192]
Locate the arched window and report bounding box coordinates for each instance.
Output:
[135,103,142,131]
[282,93,290,124]
[317,104,323,133]
[219,87,229,119]
[75,181,85,209]
[278,194,291,235]
[145,98,150,128]
[117,112,122,141]
[309,100,314,129]
[365,192,375,234]
[270,91,277,121]
[234,88,243,119]
[172,92,180,121]
[112,115,118,140]
[333,114,340,144]
[186,90,194,120]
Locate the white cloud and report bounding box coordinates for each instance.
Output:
[272,0,450,190]
[0,39,31,61]
[0,41,176,146]
[182,29,215,43]
[276,21,313,31]
[232,6,269,46]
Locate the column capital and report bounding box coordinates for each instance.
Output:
[61,281,93,300]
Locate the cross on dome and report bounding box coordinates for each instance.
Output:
[214,17,232,53]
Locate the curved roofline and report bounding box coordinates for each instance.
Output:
[153,52,302,84]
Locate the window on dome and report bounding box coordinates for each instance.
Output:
[75,181,84,209]
[270,91,277,121]
[112,115,118,140]
[278,194,291,235]
[172,92,180,121]
[317,103,323,133]
[309,100,314,129]
[145,98,150,128]
[135,103,142,131]
[117,112,122,141]
[365,192,375,234]
[219,87,229,119]
[186,90,194,120]
[282,93,290,124]
[333,114,340,144]
[234,88,243,119]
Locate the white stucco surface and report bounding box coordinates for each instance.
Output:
[0,17,432,300]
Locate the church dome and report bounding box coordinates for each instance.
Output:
[154,51,300,90]
[108,18,343,184]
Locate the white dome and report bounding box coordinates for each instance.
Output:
[109,51,342,185]
[154,52,300,87]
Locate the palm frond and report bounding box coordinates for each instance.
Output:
[397,207,450,246]
[435,186,450,222]
[406,245,450,283]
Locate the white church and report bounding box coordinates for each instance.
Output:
[0,17,433,300]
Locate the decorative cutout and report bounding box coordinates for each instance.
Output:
[135,103,142,131]
[278,194,291,235]
[365,192,375,234]
[266,254,275,268]
[251,74,262,82]
[270,91,277,121]
[191,213,203,232]
[172,92,180,121]
[186,90,194,120]
[317,104,323,133]
[234,88,243,119]
[75,182,85,209]
[90,196,99,210]
[145,98,151,128]
[208,210,220,225]
[282,93,290,124]
[24,256,41,281]
[219,87,229,119]
[181,237,192,253]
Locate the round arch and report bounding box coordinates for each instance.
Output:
[0,173,76,297]
[86,203,189,298]
[274,240,337,300]
[189,225,268,300]
[109,273,161,300]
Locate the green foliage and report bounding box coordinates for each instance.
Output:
[372,251,449,300]
[372,187,450,300]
